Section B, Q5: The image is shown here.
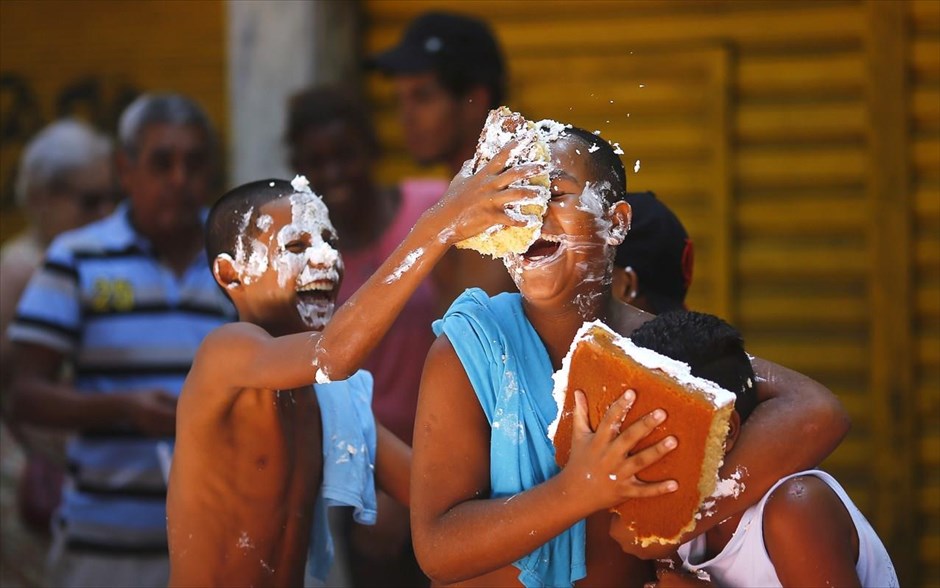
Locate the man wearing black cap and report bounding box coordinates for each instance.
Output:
[369,11,506,174]
[369,11,516,315]
[612,191,695,314]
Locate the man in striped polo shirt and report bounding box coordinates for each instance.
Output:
[8,94,236,588]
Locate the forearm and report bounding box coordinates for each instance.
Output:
[416,474,591,584]
[12,377,129,430]
[694,358,849,532]
[375,424,411,507]
[316,215,451,381]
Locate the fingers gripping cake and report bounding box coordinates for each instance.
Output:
[455,106,563,257]
[548,321,735,547]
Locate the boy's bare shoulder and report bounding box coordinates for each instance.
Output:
[763,475,853,543]
[199,322,270,355]
[190,322,271,379]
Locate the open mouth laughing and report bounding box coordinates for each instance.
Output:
[521,234,565,268]
[296,279,336,305]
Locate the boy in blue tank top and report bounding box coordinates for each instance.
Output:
[166,146,542,587]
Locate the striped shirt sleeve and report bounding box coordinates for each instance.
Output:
[8,238,82,355]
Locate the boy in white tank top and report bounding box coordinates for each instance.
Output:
[618,311,898,588]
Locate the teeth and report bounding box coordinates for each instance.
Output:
[540,234,562,243]
[297,282,334,292]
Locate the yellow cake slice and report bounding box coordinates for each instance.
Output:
[548,320,736,547]
[456,106,565,258]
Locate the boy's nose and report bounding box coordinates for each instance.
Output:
[304,242,339,268]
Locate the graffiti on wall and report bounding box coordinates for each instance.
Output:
[0,73,139,210]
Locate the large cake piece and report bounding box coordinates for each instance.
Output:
[548,321,735,547]
[455,106,565,258]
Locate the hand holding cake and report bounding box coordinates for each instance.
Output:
[427,137,547,248]
[550,320,736,547]
[454,106,567,257]
[557,386,680,517]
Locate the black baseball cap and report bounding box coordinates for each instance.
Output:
[615,191,694,314]
[367,12,505,100]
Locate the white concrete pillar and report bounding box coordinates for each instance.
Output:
[226,0,359,187]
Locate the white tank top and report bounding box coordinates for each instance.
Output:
[676,470,898,587]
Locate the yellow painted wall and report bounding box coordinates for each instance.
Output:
[0,0,226,242]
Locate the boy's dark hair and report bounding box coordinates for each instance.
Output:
[562,126,628,206]
[629,310,758,422]
[284,86,379,155]
[205,179,294,275]
[367,11,506,109]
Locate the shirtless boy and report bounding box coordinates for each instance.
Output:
[166,144,543,587]
[411,126,849,586]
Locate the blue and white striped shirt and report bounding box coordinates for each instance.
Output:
[9,202,235,554]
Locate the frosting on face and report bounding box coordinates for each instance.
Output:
[503,179,618,320]
[224,207,271,286]
[272,177,342,329]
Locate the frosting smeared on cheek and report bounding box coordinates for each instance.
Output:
[273,178,343,329]
[229,207,271,285]
[272,189,340,288]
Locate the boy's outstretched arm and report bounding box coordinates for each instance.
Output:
[375,423,411,507]
[411,335,678,585]
[763,475,861,587]
[196,144,543,393]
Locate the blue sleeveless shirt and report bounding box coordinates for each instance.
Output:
[307,370,378,582]
[433,288,586,587]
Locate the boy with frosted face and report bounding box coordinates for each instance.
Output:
[166,147,542,587]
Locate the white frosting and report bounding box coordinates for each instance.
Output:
[291,174,311,192]
[698,465,747,519]
[256,214,273,233]
[575,181,610,234]
[533,118,570,141]
[711,466,746,499]
[384,248,424,284]
[296,299,333,330]
[224,206,272,286]
[547,320,737,443]
[272,189,339,290]
[465,108,562,251]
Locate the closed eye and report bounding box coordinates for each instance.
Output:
[284,240,307,254]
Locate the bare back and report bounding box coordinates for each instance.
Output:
[168,369,323,587]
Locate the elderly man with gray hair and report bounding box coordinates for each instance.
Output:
[7,94,235,588]
[0,118,116,588]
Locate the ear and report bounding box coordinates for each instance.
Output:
[611,265,639,305]
[213,254,241,291]
[723,411,742,453]
[606,201,632,246]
